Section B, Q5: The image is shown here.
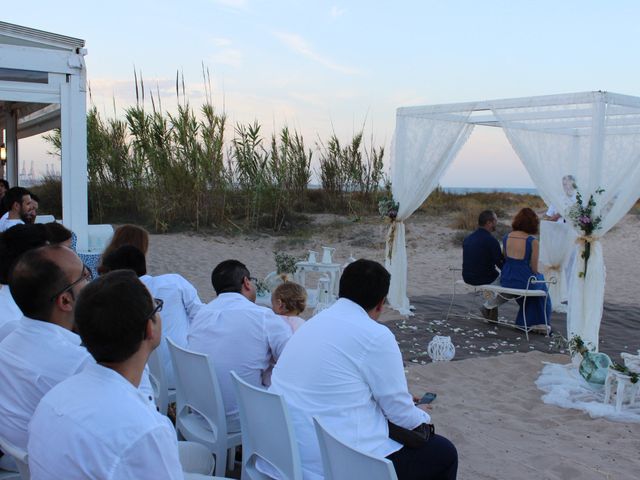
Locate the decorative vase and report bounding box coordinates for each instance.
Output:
[579,351,612,385]
[307,250,318,263]
[313,276,332,315]
[427,335,455,362]
[321,246,336,264]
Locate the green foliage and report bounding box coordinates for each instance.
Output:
[40,71,387,233]
[274,251,299,275]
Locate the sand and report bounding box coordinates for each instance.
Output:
[146,211,640,479]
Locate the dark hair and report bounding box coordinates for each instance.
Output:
[211,259,250,295]
[44,222,73,245]
[99,245,147,277]
[478,210,496,227]
[9,245,71,320]
[75,270,154,363]
[0,179,9,190]
[30,193,40,203]
[99,224,149,272]
[273,282,307,314]
[338,259,390,311]
[0,224,49,284]
[512,207,539,235]
[3,187,30,212]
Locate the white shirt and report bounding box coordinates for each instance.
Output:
[270,298,430,480]
[28,363,184,480]
[0,216,23,233]
[187,292,291,429]
[0,318,155,451]
[141,273,203,388]
[0,318,92,451]
[0,284,21,341]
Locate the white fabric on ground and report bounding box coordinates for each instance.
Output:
[536,362,640,423]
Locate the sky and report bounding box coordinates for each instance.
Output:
[6,0,640,187]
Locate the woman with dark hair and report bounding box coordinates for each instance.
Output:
[500,208,552,331]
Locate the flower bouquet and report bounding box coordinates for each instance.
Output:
[566,186,604,278]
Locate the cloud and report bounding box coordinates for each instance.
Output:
[206,37,243,68]
[272,31,360,75]
[330,6,345,18]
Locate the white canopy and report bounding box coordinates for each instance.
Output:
[387,91,640,349]
[0,21,89,250]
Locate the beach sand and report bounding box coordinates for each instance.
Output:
[146,211,640,479]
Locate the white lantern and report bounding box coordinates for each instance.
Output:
[427,335,455,362]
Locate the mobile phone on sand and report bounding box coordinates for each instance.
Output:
[417,392,437,405]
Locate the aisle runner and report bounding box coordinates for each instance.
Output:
[536,363,640,423]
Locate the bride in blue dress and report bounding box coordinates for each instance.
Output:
[500,208,552,331]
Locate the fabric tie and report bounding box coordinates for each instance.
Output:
[575,235,599,245]
[386,219,403,261]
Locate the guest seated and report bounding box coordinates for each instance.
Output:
[0,187,33,232]
[100,245,204,389]
[43,222,73,247]
[500,208,552,331]
[462,210,505,320]
[28,270,185,479]
[270,259,458,480]
[262,281,307,385]
[0,224,49,339]
[98,224,149,275]
[187,259,291,433]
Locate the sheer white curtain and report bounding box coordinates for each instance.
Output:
[386,112,474,314]
[493,93,640,348]
[539,220,576,312]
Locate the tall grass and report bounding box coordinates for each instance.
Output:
[42,71,386,232]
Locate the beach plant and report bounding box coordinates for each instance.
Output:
[274,251,299,276]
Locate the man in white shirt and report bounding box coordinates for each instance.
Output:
[270,259,458,480]
[28,270,185,479]
[0,224,49,340]
[187,259,291,432]
[0,245,93,452]
[0,187,33,232]
[100,244,204,388]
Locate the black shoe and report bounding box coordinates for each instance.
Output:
[480,307,498,321]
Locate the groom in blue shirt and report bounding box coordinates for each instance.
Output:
[462,210,504,319]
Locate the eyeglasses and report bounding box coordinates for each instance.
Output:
[146,298,163,321]
[248,276,258,283]
[50,264,93,302]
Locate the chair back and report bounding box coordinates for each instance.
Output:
[0,435,30,480]
[167,338,231,477]
[231,371,302,480]
[313,417,398,480]
[147,347,169,415]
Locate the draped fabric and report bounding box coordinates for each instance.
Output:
[385,112,474,314]
[539,220,577,312]
[492,92,640,348]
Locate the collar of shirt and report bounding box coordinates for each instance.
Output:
[20,316,83,346]
[83,362,152,404]
[212,291,255,307]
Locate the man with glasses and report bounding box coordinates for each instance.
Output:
[27,270,186,479]
[187,259,291,433]
[0,246,156,457]
[0,245,93,453]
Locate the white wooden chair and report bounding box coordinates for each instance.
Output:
[167,339,242,477]
[313,417,397,480]
[230,371,302,480]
